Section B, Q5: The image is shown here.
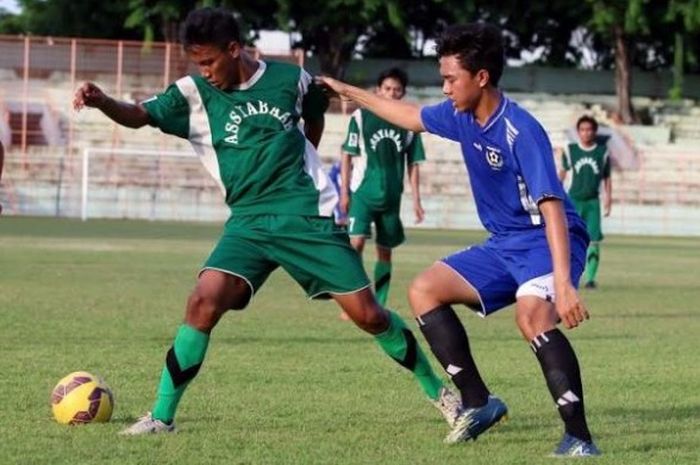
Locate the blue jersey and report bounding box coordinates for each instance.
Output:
[421,96,585,248]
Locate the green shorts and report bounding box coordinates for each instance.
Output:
[203,215,370,303]
[572,198,603,242]
[347,195,405,249]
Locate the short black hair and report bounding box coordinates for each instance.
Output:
[576,115,598,132]
[435,23,505,87]
[181,7,241,50]
[376,67,408,89]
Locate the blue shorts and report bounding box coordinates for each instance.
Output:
[441,228,588,315]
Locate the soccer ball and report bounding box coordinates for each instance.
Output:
[50,371,114,425]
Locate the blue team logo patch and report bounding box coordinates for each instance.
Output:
[485,147,503,170]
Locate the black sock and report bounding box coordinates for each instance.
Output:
[416,305,490,408]
[531,329,592,442]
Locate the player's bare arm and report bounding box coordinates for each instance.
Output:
[304,117,324,149]
[317,76,424,133]
[603,176,612,216]
[558,169,567,183]
[408,163,425,224]
[539,198,590,329]
[73,82,151,129]
[340,152,352,215]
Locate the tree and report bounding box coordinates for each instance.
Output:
[482,0,592,67]
[124,0,278,44]
[276,0,418,78]
[665,0,700,99]
[124,0,201,44]
[587,0,652,123]
[1,0,139,39]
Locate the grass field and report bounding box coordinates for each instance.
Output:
[0,216,698,465]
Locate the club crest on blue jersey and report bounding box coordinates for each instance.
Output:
[485,146,503,170]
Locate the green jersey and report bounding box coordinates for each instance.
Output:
[562,142,611,201]
[143,60,335,217]
[341,108,425,208]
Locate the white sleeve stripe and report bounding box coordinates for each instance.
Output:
[175,76,225,196]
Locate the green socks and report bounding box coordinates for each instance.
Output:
[585,244,600,283]
[374,260,392,306]
[374,310,443,400]
[152,324,210,423]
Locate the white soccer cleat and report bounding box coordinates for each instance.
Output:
[431,386,462,428]
[119,412,176,435]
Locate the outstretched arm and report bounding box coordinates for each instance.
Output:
[317,77,424,133]
[539,198,589,329]
[73,82,151,129]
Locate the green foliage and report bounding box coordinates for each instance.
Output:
[1,217,699,464]
[587,0,650,36]
[1,0,139,39]
[664,1,700,99]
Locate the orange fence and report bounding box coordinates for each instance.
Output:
[0,35,303,160]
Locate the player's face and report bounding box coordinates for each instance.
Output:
[376,77,405,100]
[439,55,486,112]
[578,122,596,145]
[186,42,240,90]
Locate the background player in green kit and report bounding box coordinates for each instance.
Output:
[339,68,425,314]
[559,115,613,289]
[72,7,460,435]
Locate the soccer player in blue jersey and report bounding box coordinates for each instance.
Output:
[320,23,600,457]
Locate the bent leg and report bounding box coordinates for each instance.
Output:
[333,288,443,400]
[339,236,367,321]
[409,262,490,408]
[516,295,592,442]
[584,243,600,285]
[373,245,392,307]
[152,270,252,423]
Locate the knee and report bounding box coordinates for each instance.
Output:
[355,304,389,334]
[407,274,437,314]
[515,301,556,341]
[515,311,537,341]
[185,290,223,332]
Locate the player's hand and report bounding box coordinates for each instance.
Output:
[414,202,425,224]
[73,82,108,111]
[339,192,350,216]
[315,76,349,100]
[555,281,589,329]
[604,200,612,217]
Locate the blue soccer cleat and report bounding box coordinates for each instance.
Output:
[444,395,508,443]
[552,432,601,457]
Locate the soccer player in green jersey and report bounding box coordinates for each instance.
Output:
[339,68,425,316]
[559,115,613,289]
[73,7,460,435]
